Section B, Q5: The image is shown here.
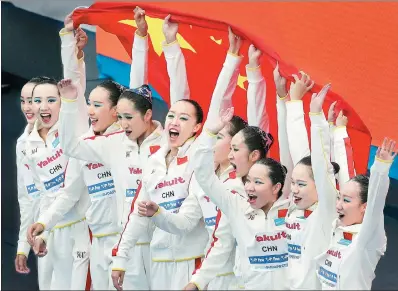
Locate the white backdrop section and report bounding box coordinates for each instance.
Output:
[8,0,96,32]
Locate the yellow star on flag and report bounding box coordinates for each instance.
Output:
[237,74,247,91]
[119,17,196,56]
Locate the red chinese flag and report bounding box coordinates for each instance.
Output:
[72,2,371,174]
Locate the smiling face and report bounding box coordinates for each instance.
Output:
[164,101,202,148]
[32,83,61,129]
[20,82,37,125]
[117,98,151,141]
[245,163,280,209]
[291,163,318,210]
[87,86,117,133]
[336,180,366,226]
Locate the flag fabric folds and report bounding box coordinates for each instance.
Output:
[72,2,373,174]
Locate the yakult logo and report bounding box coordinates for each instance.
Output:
[286,222,301,230]
[129,167,142,175]
[86,163,104,170]
[327,249,341,259]
[37,149,63,168]
[155,177,185,189]
[256,231,287,242]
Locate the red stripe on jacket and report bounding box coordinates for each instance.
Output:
[112,182,142,257]
[192,209,222,275]
[344,137,356,179]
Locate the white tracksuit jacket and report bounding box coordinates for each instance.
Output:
[192,131,291,290]
[37,30,150,237]
[23,28,89,242]
[313,125,389,289]
[16,124,40,256]
[285,112,339,290]
[59,40,189,245]
[149,166,244,289]
[112,136,209,269]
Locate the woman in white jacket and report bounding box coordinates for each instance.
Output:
[310,89,395,289]
[24,74,90,291]
[16,77,56,289]
[186,107,290,290]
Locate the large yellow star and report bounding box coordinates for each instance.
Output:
[119,17,196,56]
[237,74,247,91]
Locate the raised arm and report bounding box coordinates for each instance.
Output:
[196,109,246,218]
[206,28,242,125]
[309,84,338,231]
[274,64,293,199]
[190,212,236,290]
[246,45,268,131]
[356,138,395,249]
[286,71,314,165]
[129,7,149,89]
[61,14,88,128]
[58,80,117,165]
[162,15,189,103]
[333,111,356,184]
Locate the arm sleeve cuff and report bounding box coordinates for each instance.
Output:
[190,279,203,290]
[309,112,327,126]
[162,40,181,58]
[133,32,149,51]
[151,206,162,217]
[59,28,73,36]
[333,126,348,140]
[224,53,243,71]
[59,28,75,45]
[17,241,31,257]
[112,256,128,271]
[245,65,263,83]
[61,99,79,112]
[373,159,393,173]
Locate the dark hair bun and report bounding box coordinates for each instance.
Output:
[331,162,340,175]
[281,165,288,175]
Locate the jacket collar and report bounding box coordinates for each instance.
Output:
[89,122,121,136]
[288,201,318,218]
[333,218,362,234]
[157,135,196,159]
[123,120,163,148]
[244,196,291,217]
[220,165,236,182]
[27,119,59,143]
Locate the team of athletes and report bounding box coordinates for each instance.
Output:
[14,6,395,291]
